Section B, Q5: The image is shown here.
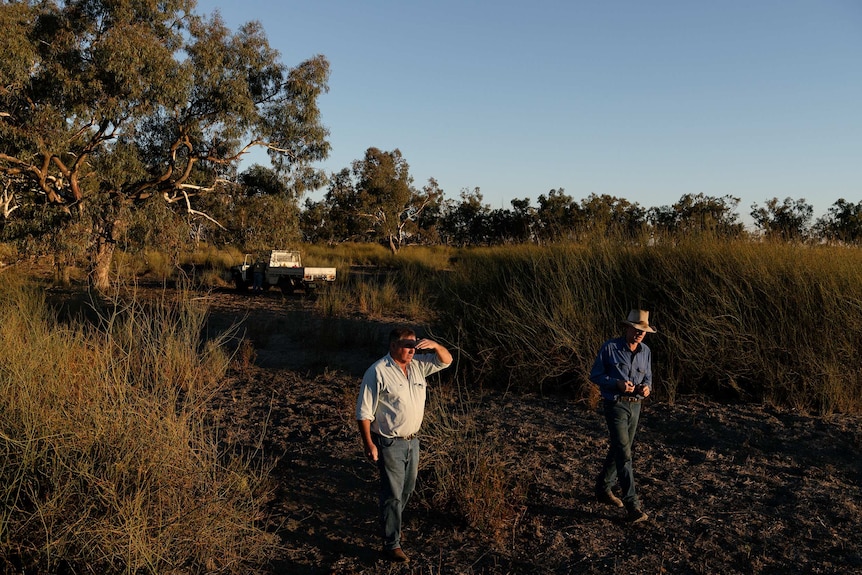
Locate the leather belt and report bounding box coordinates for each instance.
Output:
[615,396,642,403]
[373,432,417,441]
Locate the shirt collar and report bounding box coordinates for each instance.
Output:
[384,353,411,371]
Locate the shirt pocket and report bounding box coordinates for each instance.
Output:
[412,380,427,402]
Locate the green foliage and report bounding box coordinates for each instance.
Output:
[536,188,579,242]
[751,197,814,241]
[578,193,648,241]
[814,198,862,244]
[239,164,289,197]
[0,278,275,573]
[438,187,493,246]
[0,0,330,289]
[300,149,442,251]
[122,196,193,256]
[648,193,744,239]
[351,147,415,250]
[230,195,302,253]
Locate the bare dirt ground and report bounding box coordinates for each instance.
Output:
[188,287,862,575]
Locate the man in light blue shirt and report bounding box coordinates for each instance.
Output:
[356,327,452,563]
[590,309,655,524]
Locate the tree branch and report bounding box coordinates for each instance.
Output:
[162,189,227,230]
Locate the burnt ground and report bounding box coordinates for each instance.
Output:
[191,287,862,575]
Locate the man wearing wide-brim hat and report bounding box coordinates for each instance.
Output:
[589,309,656,523]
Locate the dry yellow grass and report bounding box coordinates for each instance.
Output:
[0,277,276,573]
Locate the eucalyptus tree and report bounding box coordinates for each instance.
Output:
[300,168,360,244]
[536,188,579,242]
[579,193,648,241]
[486,197,535,244]
[298,198,329,244]
[410,177,446,245]
[438,187,492,246]
[0,0,329,289]
[352,147,441,253]
[304,148,439,251]
[750,197,813,242]
[813,199,862,244]
[225,164,303,251]
[649,193,744,240]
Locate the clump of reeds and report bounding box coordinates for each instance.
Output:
[311,251,450,324]
[0,277,275,573]
[419,380,529,546]
[437,239,862,414]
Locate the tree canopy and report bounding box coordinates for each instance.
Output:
[750,197,813,242]
[301,147,442,252]
[0,0,329,288]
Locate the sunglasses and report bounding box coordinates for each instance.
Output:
[396,339,418,348]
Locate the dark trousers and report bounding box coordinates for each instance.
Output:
[596,399,642,510]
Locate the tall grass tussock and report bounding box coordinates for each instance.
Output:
[0,278,275,573]
[438,240,862,413]
[419,380,529,545]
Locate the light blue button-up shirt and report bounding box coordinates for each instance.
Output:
[356,353,450,438]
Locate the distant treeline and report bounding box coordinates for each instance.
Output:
[301,184,862,248]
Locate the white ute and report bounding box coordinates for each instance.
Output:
[230,250,336,293]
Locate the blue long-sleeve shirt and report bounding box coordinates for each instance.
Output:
[589,337,652,401]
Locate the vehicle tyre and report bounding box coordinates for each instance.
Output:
[304,284,319,300]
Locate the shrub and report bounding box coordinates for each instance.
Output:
[419,382,529,546]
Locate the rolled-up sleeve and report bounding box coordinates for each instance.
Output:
[356,368,379,421]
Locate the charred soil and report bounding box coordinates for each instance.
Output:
[194,287,862,575]
[45,282,862,574]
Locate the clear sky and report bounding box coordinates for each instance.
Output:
[194,0,861,224]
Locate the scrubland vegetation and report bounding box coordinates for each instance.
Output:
[437,239,862,413]
[3,1,860,570]
[2,236,861,572]
[296,239,862,414]
[0,278,275,574]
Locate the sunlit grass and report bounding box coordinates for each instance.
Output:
[0,277,275,573]
[438,240,862,413]
[121,238,862,412]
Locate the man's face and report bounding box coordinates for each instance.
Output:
[391,337,417,363]
[625,326,646,346]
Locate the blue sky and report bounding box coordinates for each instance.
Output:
[195,0,861,224]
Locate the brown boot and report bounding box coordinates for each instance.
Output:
[624,507,648,523]
[595,490,624,508]
[382,548,410,563]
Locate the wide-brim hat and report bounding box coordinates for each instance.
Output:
[621,309,657,333]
